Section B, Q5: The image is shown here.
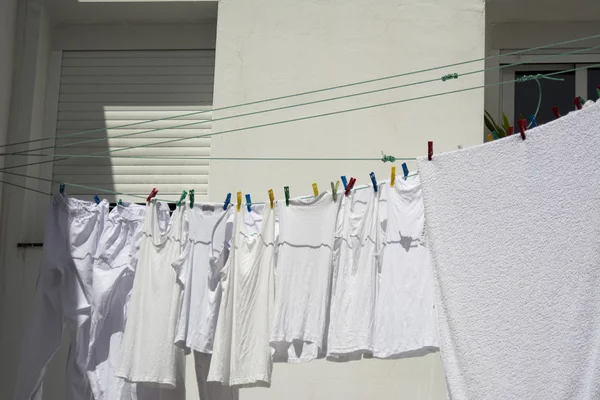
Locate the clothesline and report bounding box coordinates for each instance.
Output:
[2,63,598,175]
[10,44,600,158]
[2,33,600,151]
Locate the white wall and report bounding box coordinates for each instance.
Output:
[209,0,485,399]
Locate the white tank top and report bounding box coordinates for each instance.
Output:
[271,192,340,363]
[207,204,276,387]
[327,187,381,359]
[372,177,439,358]
[115,200,187,393]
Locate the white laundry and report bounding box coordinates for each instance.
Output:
[207,204,276,387]
[173,203,232,354]
[86,202,172,400]
[271,192,340,363]
[327,187,380,360]
[14,195,108,400]
[115,200,187,394]
[372,177,438,359]
[192,352,239,400]
[417,100,600,400]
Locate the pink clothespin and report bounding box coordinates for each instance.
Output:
[518,119,527,140]
[574,97,583,110]
[146,188,158,202]
[552,106,561,119]
[428,141,433,161]
[344,177,356,197]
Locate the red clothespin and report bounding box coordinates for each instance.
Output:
[508,126,514,136]
[574,97,583,110]
[427,141,433,161]
[344,177,356,197]
[552,106,561,119]
[518,119,527,140]
[146,188,158,202]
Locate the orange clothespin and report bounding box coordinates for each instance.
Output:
[146,188,158,203]
[236,191,242,212]
[390,166,396,187]
[312,183,319,197]
[268,189,274,209]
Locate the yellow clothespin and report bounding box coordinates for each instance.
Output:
[268,189,274,209]
[487,133,493,142]
[236,191,242,212]
[330,181,339,202]
[312,183,319,197]
[390,166,396,187]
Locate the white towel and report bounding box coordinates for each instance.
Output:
[417,101,600,400]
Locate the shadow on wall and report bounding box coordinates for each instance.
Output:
[52,49,215,204]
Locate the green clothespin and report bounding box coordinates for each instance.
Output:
[284,186,290,207]
[578,96,586,105]
[189,189,195,209]
[118,199,123,206]
[330,181,339,202]
[492,130,500,140]
[177,190,187,208]
[596,85,600,98]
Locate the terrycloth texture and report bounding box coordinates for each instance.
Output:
[417,100,600,400]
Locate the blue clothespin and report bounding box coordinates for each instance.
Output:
[223,193,231,210]
[245,194,252,212]
[59,184,65,196]
[530,115,538,128]
[93,194,101,204]
[402,163,409,180]
[369,172,378,193]
[341,176,348,190]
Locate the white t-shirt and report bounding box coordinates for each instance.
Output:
[207,204,276,387]
[372,177,438,358]
[271,192,340,363]
[327,187,381,360]
[173,203,232,354]
[115,201,187,392]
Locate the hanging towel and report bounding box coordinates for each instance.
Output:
[417,100,600,400]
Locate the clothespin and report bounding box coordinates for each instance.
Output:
[596,85,600,98]
[146,188,158,203]
[284,186,290,207]
[93,194,101,204]
[177,190,187,208]
[574,97,583,110]
[189,189,195,208]
[245,194,252,213]
[312,183,319,197]
[492,130,500,140]
[369,172,378,193]
[529,115,538,128]
[330,181,339,202]
[508,126,514,136]
[59,184,65,196]
[428,141,433,161]
[402,163,409,180]
[457,145,463,149]
[118,199,123,206]
[487,133,493,142]
[223,193,231,210]
[578,96,586,106]
[344,177,356,197]
[552,106,561,119]
[236,191,242,212]
[390,166,396,187]
[268,189,274,209]
[341,176,348,190]
[518,118,527,140]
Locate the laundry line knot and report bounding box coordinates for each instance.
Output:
[441,73,459,82]
[381,152,396,163]
[516,73,564,83]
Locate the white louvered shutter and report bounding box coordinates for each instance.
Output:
[52,50,214,203]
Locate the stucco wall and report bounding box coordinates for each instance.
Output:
[209,0,485,399]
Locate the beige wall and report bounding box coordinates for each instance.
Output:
[209,0,485,399]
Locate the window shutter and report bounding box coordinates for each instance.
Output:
[52,50,214,203]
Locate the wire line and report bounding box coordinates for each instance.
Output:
[3,63,598,171]
[14,44,600,157]
[2,33,600,150]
